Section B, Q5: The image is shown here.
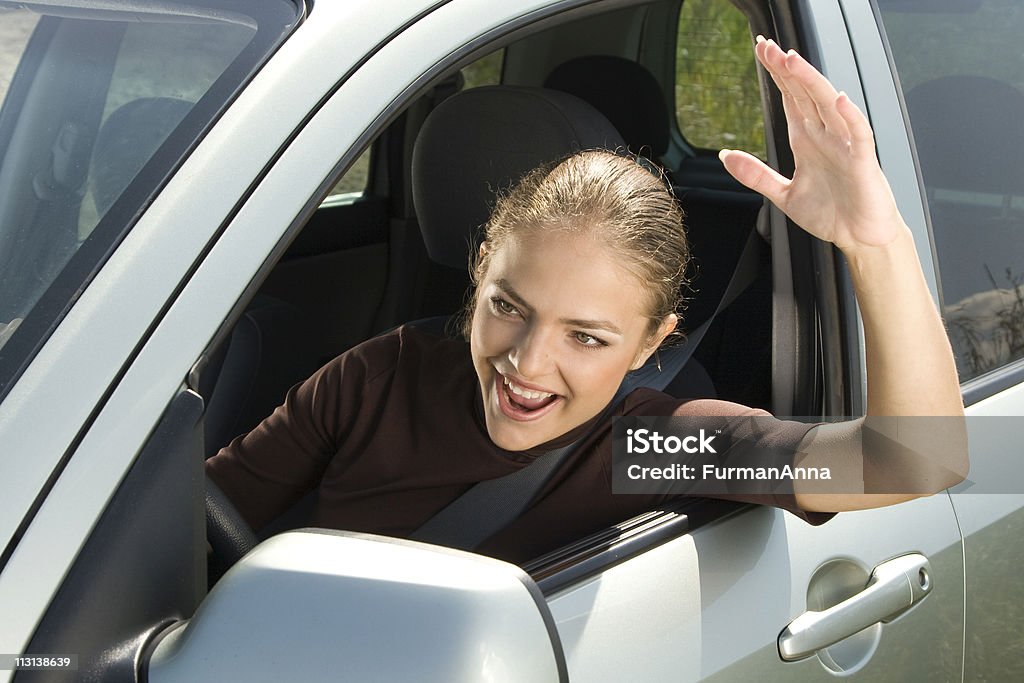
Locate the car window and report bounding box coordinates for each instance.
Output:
[0,9,39,104]
[675,0,765,158]
[460,47,504,90]
[0,8,39,350]
[322,48,505,203]
[877,0,1024,383]
[0,0,299,398]
[323,146,372,201]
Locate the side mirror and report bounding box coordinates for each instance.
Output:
[145,530,567,682]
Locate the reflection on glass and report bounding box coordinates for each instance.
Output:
[878,0,1024,382]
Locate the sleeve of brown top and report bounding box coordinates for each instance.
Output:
[204,335,389,530]
[669,397,835,526]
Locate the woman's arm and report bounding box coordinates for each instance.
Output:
[719,37,967,512]
[205,354,350,529]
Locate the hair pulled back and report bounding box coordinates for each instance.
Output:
[464,149,690,342]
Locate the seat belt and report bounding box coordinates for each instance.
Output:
[410,228,764,551]
[614,225,763,399]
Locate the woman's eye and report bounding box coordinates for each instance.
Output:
[574,331,607,348]
[490,296,519,317]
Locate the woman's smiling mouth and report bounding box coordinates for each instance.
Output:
[494,372,562,421]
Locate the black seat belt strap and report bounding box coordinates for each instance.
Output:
[408,442,578,550]
[616,226,763,400]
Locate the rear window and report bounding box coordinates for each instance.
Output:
[877,0,1024,384]
[0,0,300,397]
[675,0,764,157]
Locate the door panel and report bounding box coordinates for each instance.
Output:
[547,497,963,681]
[953,383,1024,682]
[14,390,205,683]
[848,0,1024,678]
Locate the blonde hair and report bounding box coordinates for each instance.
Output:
[463,149,690,341]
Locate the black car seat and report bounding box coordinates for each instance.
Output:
[412,85,624,284]
[543,55,671,165]
[200,295,318,457]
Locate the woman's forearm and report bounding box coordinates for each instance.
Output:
[795,228,968,512]
[843,224,963,418]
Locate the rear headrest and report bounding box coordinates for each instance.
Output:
[543,56,670,160]
[905,75,1024,195]
[412,86,625,269]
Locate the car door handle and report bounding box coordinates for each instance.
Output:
[778,553,933,662]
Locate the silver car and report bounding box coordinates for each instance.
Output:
[0,0,1021,681]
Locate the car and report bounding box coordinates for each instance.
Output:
[0,0,1022,681]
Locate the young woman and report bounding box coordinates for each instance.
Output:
[206,38,967,563]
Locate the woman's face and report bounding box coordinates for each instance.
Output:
[471,229,675,451]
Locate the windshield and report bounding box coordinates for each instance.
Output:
[0,0,299,396]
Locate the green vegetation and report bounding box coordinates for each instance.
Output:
[462,50,504,91]
[676,0,765,158]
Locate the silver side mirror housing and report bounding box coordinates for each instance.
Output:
[146,530,566,682]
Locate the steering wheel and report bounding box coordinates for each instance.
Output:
[205,476,259,583]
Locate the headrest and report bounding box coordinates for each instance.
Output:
[92,97,192,216]
[905,75,1024,195]
[412,86,625,269]
[543,55,670,160]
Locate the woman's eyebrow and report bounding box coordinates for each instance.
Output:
[560,317,623,335]
[494,279,623,335]
[494,279,533,311]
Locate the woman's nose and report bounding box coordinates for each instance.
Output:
[509,326,556,380]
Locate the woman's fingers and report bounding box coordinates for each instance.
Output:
[754,40,808,135]
[718,149,790,207]
[754,37,788,94]
[756,37,851,139]
[756,38,822,128]
[754,38,799,108]
[782,49,850,138]
[836,91,874,146]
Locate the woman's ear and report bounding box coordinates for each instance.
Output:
[630,314,678,370]
[471,241,490,281]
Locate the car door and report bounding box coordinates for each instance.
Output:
[865,1,1024,681]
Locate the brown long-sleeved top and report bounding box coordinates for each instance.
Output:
[206,325,831,564]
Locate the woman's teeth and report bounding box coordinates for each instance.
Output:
[503,376,554,400]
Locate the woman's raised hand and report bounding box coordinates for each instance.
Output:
[719,36,906,254]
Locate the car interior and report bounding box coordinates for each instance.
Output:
[199,0,831,582]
